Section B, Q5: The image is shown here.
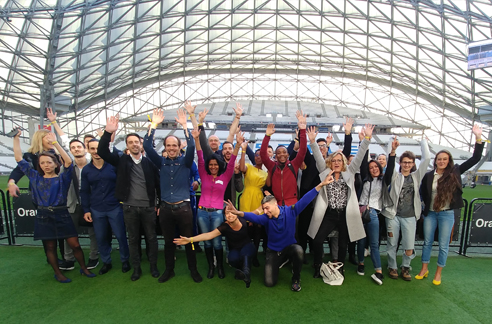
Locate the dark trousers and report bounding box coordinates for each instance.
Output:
[313,208,349,266]
[297,203,313,253]
[228,242,256,269]
[160,202,197,271]
[123,205,158,268]
[264,244,304,287]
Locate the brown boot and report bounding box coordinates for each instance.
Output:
[388,268,398,279]
[401,267,412,281]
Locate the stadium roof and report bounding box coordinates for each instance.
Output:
[0,0,491,150]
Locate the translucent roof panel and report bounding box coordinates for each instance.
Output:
[0,0,490,150]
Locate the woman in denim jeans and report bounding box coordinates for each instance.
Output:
[192,127,243,279]
[357,137,398,285]
[417,125,484,285]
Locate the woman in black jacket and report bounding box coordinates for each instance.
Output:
[416,125,484,285]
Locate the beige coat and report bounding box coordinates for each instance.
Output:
[307,139,370,242]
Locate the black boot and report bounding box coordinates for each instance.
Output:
[242,256,251,288]
[150,264,160,278]
[313,264,322,278]
[204,247,215,279]
[215,248,225,279]
[131,266,142,281]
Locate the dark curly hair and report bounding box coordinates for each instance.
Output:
[433,150,460,212]
[205,154,225,175]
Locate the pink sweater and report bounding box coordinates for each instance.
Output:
[197,150,237,209]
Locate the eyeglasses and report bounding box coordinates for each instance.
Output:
[332,159,343,163]
[254,153,261,157]
[318,144,327,149]
[400,161,414,165]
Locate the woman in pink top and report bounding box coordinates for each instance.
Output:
[192,128,244,279]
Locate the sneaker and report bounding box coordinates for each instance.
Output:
[401,267,412,281]
[291,278,301,292]
[388,268,398,279]
[86,258,99,270]
[364,248,370,257]
[371,272,384,285]
[357,264,365,276]
[59,260,75,271]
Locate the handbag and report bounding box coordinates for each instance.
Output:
[359,181,372,224]
[320,261,344,286]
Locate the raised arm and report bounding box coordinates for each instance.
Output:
[348,124,374,175]
[98,116,121,166]
[175,108,189,138]
[415,137,431,181]
[13,129,23,163]
[308,126,327,173]
[260,124,276,171]
[291,111,307,169]
[383,136,399,185]
[197,108,215,159]
[184,100,198,129]
[226,102,243,143]
[239,141,248,173]
[459,125,485,174]
[342,117,354,159]
[45,132,72,168]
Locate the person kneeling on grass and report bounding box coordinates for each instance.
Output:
[225,172,335,292]
[174,207,255,288]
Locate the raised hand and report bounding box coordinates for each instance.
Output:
[236,131,245,145]
[105,116,119,133]
[233,102,243,118]
[45,132,57,144]
[46,108,57,122]
[343,117,354,135]
[198,108,209,124]
[296,110,307,130]
[184,100,196,115]
[266,123,275,136]
[472,124,482,140]
[152,108,165,125]
[306,126,318,143]
[175,108,187,126]
[241,141,248,151]
[225,199,241,215]
[13,127,22,138]
[358,127,365,141]
[363,123,375,139]
[326,132,333,146]
[190,127,201,139]
[391,136,400,152]
[321,171,335,186]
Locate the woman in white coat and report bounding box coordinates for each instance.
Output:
[307,124,373,278]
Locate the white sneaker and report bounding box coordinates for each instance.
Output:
[364,248,370,257]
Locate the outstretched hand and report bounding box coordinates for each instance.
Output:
[343,117,354,135]
[45,132,57,144]
[152,108,165,125]
[184,100,196,115]
[190,127,201,139]
[321,171,335,186]
[175,108,187,126]
[326,132,333,146]
[306,126,318,143]
[391,136,400,152]
[198,109,209,124]
[296,110,307,130]
[236,131,245,145]
[363,123,375,139]
[106,115,119,133]
[225,200,241,215]
[266,123,275,136]
[472,124,482,140]
[46,108,57,122]
[173,236,191,246]
[233,102,243,118]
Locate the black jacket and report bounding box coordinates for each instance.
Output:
[97,131,160,206]
[420,142,484,216]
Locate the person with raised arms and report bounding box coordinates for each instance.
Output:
[224,172,335,292]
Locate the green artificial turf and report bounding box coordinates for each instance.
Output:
[0,246,491,324]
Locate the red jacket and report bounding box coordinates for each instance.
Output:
[261,128,307,206]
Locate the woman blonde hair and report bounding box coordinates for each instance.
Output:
[27,129,50,154]
[325,151,348,172]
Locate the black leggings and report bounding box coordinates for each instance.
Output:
[312,208,349,266]
[44,237,87,276]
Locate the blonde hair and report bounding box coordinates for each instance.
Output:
[326,152,348,172]
[27,129,50,154]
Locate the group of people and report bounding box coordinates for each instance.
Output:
[8,102,484,291]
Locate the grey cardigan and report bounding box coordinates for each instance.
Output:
[380,139,430,221]
[307,138,370,242]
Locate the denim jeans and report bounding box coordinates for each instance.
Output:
[91,207,129,264]
[228,242,256,269]
[123,205,158,268]
[357,208,382,270]
[421,210,455,267]
[386,215,416,269]
[197,208,224,250]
